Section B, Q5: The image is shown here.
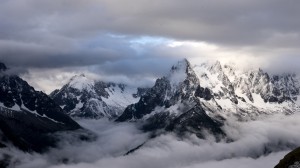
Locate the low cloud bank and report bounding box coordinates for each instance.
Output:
[2,113,300,168]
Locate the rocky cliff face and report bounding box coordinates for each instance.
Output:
[117,59,200,121]
[117,59,300,139]
[275,147,300,168]
[50,74,146,119]
[0,62,81,152]
[117,59,225,139]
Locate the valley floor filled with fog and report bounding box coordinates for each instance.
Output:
[3,113,300,168]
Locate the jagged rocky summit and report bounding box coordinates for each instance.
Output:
[117,59,300,139]
[1,59,299,151]
[0,62,81,152]
[50,74,148,119]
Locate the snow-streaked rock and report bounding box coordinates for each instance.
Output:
[117,59,300,139]
[68,74,94,92]
[0,62,81,152]
[193,60,300,121]
[50,75,146,119]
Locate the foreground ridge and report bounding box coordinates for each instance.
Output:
[0,62,81,152]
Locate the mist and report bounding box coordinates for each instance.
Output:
[1,113,300,168]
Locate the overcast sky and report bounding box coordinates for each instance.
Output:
[0,0,299,93]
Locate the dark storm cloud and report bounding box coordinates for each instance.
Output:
[11,0,296,47]
[99,0,300,46]
[1,0,300,67]
[0,34,135,68]
[1,0,300,91]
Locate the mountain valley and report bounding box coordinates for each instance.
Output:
[0,59,300,167]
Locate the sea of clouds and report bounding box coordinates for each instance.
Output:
[2,113,300,168]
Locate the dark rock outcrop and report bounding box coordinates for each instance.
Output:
[275,147,300,168]
[0,62,80,152]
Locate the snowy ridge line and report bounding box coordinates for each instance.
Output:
[50,74,143,119]
[117,59,300,124]
[20,106,66,125]
[0,103,65,125]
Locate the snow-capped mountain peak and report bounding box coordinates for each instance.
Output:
[50,75,146,119]
[0,62,80,152]
[209,60,223,74]
[168,59,189,86]
[167,58,200,89]
[117,59,300,139]
[68,74,94,92]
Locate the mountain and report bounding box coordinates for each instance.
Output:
[50,74,147,119]
[275,147,300,168]
[117,59,226,139]
[192,60,300,120]
[117,59,300,139]
[0,62,81,152]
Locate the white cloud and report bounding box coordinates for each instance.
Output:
[2,113,300,168]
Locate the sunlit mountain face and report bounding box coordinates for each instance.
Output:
[1,0,300,168]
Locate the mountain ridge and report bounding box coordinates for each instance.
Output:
[0,62,81,152]
[50,74,148,119]
[116,58,300,139]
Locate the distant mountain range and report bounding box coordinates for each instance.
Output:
[117,59,300,138]
[50,74,148,119]
[1,58,300,152]
[50,59,300,140]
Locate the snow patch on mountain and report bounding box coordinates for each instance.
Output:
[192,60,300,116]
[118,58,300,135]
[68,74,94,92]
[50,74,144,119]
[102,85,139,110]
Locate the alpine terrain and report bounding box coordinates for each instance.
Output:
[50,74,148,119]
[0,62,81,152]
[117,59,300,139]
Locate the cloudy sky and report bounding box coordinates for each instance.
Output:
[0,0,299,93]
